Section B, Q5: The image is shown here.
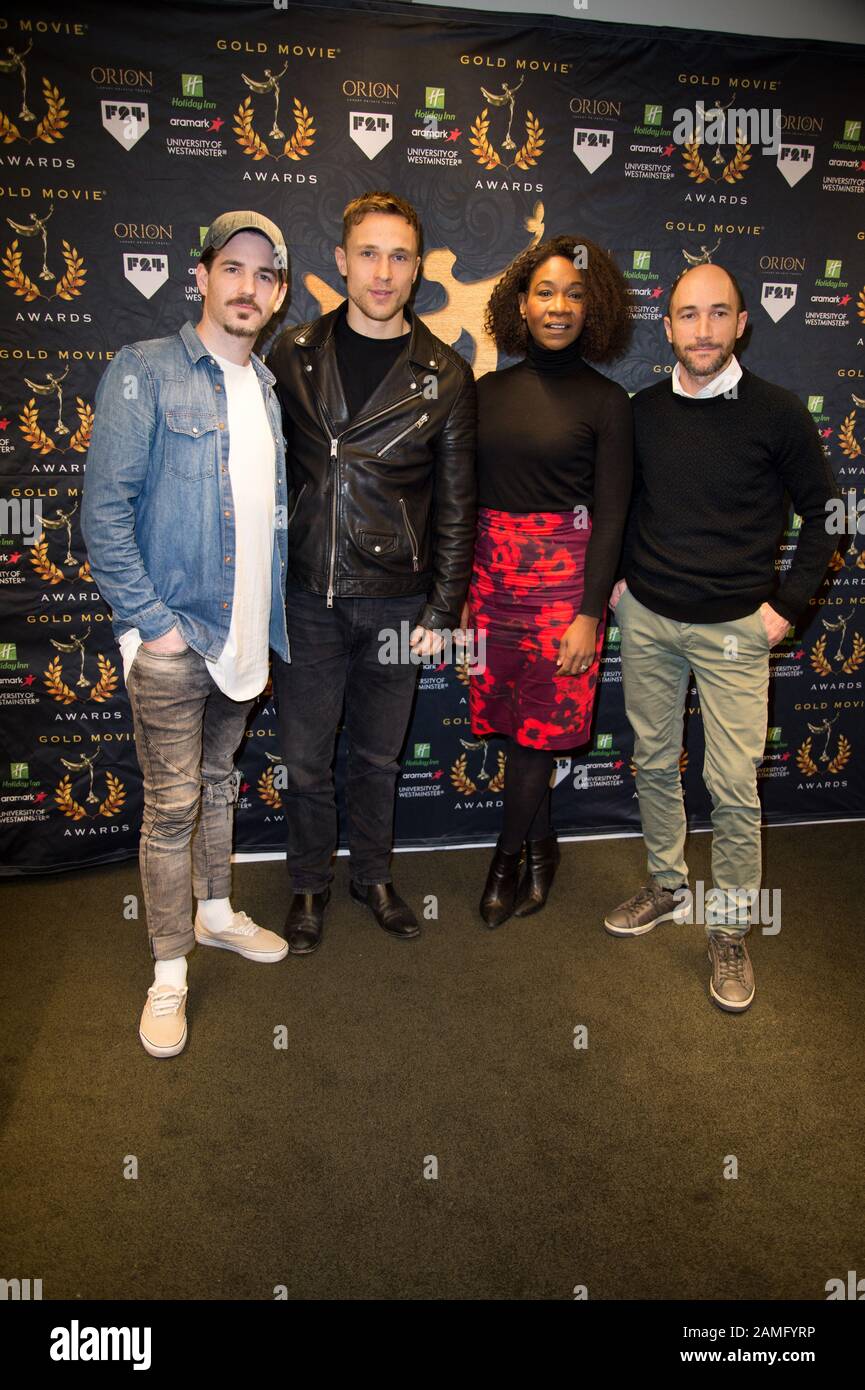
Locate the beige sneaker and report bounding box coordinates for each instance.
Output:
[139,983,188,1058]
[194,909,288,962]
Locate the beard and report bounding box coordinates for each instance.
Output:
[676,342,733,379]
[220,301,262,338]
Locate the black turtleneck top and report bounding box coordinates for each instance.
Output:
[475,337,634,619]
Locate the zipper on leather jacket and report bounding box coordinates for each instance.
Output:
[287,481,307,526]
[327,437,338,606]
[316,391,421,607]
[377,412,430,458]
[399,498,420,572]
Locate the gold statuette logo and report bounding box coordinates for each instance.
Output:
[54,746,126,820]
[234,64,315,161]
[0,41,69,146]
[2,203,86,302]
[796,717,852,775]
[470,77,544,172]
[44,625,119,705]
[20,366,93,454]
[450,738,506,794]
[810,612,864,676]
[682,99,750,185]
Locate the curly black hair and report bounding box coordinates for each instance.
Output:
[484,234,631,362]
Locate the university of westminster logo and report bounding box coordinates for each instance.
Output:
[233,64,315,161]
[0,40,68,145]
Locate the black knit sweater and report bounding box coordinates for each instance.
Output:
[623,369,837,624]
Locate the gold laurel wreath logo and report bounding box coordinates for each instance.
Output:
[488,750,506,791]
[858,287,865,327]
[796,734,852,776]
[233,96,315,162]
[682,139,751,184]
[1,238,86,302]
[449,748,506,794]
[19,397,93,455]
[828,545,865,571]
[811,632,865,675]
[0,77,69,146]
[54,770,125,820]
[839,411,862,461]
[469,108,545,172]
[809,635,833,677]
[257,766,283,809]
[43,653,118,705]
[30,533,64,584]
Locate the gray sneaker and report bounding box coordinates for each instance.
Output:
[604,878,686,936]
[707,931,755,1012]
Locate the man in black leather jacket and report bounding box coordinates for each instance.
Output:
[268,191,477,952]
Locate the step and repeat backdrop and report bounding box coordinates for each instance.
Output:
[0,0,863,872]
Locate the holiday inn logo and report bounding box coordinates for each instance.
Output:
[425,87,445,110]
[633,250,651,270]
[825,260,842,280]
[808,395,824,415]
[0,642,16,661]
[843,121,861,142]
[643,104,662,127]
[181,74,204,97]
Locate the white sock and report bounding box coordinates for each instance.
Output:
[154,956,188,990]
[196,897,235,933]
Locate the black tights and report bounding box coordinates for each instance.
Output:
[500,740,555,854]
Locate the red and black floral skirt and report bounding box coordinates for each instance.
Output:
[468,508,604,751]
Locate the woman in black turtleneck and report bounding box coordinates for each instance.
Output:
[466,234,633,928]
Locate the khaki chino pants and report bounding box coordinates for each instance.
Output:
[617,585,770,931]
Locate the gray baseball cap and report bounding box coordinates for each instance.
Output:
[201,210,288,273]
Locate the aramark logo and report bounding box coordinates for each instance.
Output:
[50,1320,151,1370]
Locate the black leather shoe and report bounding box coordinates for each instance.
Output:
[480,842,523,929]
[349,881,420,939]
[284,888,330,955]
[513,833,560,917]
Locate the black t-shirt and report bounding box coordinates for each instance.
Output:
[334,304,409,421]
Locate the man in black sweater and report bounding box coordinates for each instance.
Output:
[604,262,836,1012]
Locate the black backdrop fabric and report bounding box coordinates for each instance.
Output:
[0,0,863,873]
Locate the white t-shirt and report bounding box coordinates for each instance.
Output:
[119,353,276,701]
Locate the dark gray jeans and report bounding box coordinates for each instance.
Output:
[125,645,254,960]
[273,583,425,891]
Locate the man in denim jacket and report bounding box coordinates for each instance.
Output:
[82,211,291,1059]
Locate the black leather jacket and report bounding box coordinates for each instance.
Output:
[268,304,477,630]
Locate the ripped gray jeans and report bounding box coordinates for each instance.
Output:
[125,645,253,960]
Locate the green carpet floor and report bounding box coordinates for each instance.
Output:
[1,822,862,1301]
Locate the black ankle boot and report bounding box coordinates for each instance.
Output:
[480,841,523,929]
[513,833,560,917]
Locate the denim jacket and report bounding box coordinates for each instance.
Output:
[81,320,289,662]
